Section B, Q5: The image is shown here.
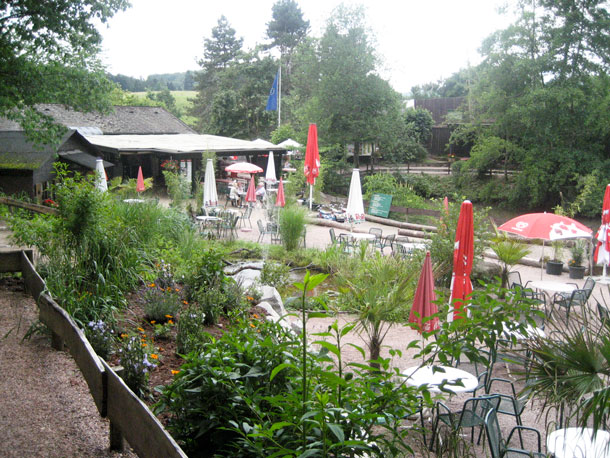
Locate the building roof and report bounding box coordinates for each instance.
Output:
[84,134,287,155]
[0,104,197,135]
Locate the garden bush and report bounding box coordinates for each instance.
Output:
[278,205,306,251]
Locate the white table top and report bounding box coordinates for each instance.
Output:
[398,241,427,251]
[402,365,478,393]
[196,216,222,222]
[502,322,545,340]
[122,198,145,204]
[340,232,376,240]
[547,428,610,458]
[529,280,577,294]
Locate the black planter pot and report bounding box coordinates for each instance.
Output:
[546,260,564,275]
[569,265,586,279]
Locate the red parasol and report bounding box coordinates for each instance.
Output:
[449,201,474,321]
[225,162,263,174]
[498,213,592,241]
[245,175,256,203]
[409,251,438,333]
[304,123,320,210]
[594,184,610,267]
[275,177,286,207]
[136,166,145,193]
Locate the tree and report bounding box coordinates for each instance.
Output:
[200,15,243,71]
[0,0,129,144]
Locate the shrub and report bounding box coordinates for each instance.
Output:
[259,260,290,289]
[183,249,227,298]
[191,283,226,325]
[118,332,158,398]
[278,205,306,251]
[143,287,180,323]
[85,319,115,360]
[176,306,208,355]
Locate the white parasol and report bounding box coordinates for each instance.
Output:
[346,168,365,226]
[265,151,277,184]
[95,158,107,192]
[203,158,218,207]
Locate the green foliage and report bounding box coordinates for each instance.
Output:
[259,261,291,289]
[191,282,228,326]
[570,240,585,266]
[270,124,297,145]
[489,233,530,288]
[183,249,227,297]
[0,0,129,144]
[143,288,180,323]
[85,319,115,361]
[175,306,209,355]
[362,173,428,219]
[278,205,306,251]
[162,170,191,209]
[118,333,158,398]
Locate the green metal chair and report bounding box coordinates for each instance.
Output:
[486,377,529,448]
[551,288,589,320]
[483,408,544,458]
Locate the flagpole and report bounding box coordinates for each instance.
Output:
[278,60,282,128]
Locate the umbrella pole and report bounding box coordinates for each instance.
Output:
[540,241,545,280]
[309,185,313,210]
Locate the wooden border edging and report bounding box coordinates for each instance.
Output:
[20,251,44,300]
[0,249,32,273]
[102,360,188,458]
[37,292,107,417]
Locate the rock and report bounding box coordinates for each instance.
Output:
[232,269,261,290]
[256,301,281,322]
[474,261,502,282]
[224,261,264,276]
[260,285,286,316]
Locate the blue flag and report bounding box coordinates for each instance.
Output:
[265,70,279,111]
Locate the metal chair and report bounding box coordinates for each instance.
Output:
[380,233,396,253]
[256,219,275,243]
[430,394,501,451]
[507,271,545,304]
[369,227,383,249]
[485,377,529,447]
[238,206,253,228]
[329,228,340,247]
[391,241,408,258]
[551,288,589,320]
[484,408,544,458]
[597,301,610,325]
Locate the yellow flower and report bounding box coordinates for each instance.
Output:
[141,343,147,347]
[148,283,156,288]
[175,288,180,292]
[150,320,156,324]
[165,314,173,319]
[150,353,159,360]
[168,320,174,325]
[252,313,259,319]
[166,287,171,292]
[137,327,145,333]
[120,333,128,338]
[249,323,256,328]
[171,370,180,375]
[182,300,188,305]
[246,296,254,301]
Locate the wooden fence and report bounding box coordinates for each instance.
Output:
[3,250,187,458]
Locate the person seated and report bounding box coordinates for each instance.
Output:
[229,183,240,207]
[255,183,266,204]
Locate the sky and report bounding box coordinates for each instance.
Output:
[97,0,516,94]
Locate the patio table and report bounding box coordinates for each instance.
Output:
[402,365,478,394]
[398,241,427,252]
[502,322,545,340]
[547,427,610,458]
[339,232,376,241]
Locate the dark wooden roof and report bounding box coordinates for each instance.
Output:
[0,104,196,135]
[414,97,466,126]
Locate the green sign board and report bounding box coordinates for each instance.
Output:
[368,193,392,218]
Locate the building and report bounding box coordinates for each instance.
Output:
[414,97,470,157]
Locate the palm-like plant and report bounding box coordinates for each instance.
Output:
[490,234,530,289]
[524,309,610,431]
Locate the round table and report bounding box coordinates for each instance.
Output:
[529,280,576,295]
[547,427,610,458]
[502,323,545,340]
[340,232,376,241]
[402,365,478,393]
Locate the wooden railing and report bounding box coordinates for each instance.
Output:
[0,197,59,215]
[2,251,187,458]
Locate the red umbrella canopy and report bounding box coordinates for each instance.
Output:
[409,251,438,334]
[275,177,286,207]
[304,124,320,185]
[245,175,257,203]
[225,162,263,174]
[594,184,610,264]
[136,166,145,193]
[498,213,592,241]
[450,200,474,321]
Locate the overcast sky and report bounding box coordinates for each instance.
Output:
[97,0,516,94]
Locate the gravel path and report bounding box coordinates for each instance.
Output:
[0,277,136,457]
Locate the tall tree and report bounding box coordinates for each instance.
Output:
[0,0,129,144]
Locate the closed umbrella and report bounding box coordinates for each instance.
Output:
[203,158,218,207]
[409,251,439,334]
[265,151,277,184]
[275,177,286,207]
[594,184,610,281]
[136,166,145,193]
[346,168,365,225]
[245,175,256,204]
[95,158,107,192]
[304,123,320,210]
[449,201,474,321]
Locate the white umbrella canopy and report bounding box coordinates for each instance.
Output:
[346,168,365,225]
[95,158,107,192]
[265,151,277,184]
[203,158,218,207]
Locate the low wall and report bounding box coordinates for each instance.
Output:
[3,250,187,458]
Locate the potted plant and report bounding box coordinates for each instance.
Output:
[546,240,564,275]
[568,240,586,279]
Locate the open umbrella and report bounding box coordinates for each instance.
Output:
[225,162,263,174]
[136,166,145,193]
[594,184,610,282]
[203,158,218,207]
[449,201,474,321]
[498,212,593,278]
[409,251,439,333]
[95,158,107,192]
[245,175,256,204]
[304,123,320,210]
[346,168,365,225]
[265,151,277,184]
[275,177,286,207]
